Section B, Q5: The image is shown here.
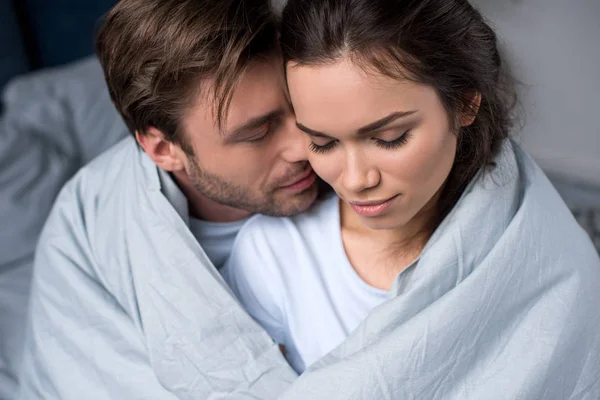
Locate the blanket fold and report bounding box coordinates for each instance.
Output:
[17,137,600,400]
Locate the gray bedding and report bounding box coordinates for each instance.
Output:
[0,57,127,399]
[0,56,598,399]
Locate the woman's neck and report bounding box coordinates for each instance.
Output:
[339,195,438,291]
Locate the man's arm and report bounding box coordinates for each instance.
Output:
[16,188,179,400]
[17,180,299,400]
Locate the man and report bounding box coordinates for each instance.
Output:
[17,0,315,398]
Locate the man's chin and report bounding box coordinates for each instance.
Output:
[269,182,319,217]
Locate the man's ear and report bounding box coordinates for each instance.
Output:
[136,127,186,172]
[460,92,482,127]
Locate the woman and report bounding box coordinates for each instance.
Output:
[223,0,600,396]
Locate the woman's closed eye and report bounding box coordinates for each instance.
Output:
[309,140,338,154]
[308,131,411,154]
[373,131,411,150]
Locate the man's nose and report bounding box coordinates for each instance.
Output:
[279,119,309,164]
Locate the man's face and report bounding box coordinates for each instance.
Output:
[177,57,318,217]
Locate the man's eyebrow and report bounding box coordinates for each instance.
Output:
[224,108,284,140]
[296,110,417,138]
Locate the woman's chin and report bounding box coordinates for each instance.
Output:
[356,214,408,231]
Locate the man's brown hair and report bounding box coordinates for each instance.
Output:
[95,0,279,148]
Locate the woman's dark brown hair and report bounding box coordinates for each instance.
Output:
[281,0,517,229]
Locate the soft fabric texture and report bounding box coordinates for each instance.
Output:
[223,194,389,373]
[189,217,247,270]
[0,57,127,399]
[17,137,296,400]
[228,139,600,398]
[16,135,600,399]
[159,167,247,270]
[276,140,600,399]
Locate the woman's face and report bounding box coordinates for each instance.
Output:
[287,58,461,231]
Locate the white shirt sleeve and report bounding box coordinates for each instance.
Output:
[222,217,287,345]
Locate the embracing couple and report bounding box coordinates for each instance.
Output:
[16,0,600,399]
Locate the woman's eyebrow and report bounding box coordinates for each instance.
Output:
[357,110,417,135]
[296,110,417,138]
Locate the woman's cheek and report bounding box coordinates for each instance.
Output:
[308,154,341,187]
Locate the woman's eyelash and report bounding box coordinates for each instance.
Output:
[374,132,411,150]
[309,140,338,154]
[308,132,411,154]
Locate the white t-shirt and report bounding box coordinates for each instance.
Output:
[222,194,389,373]
[188,217,247,270]
[159,171,247,270]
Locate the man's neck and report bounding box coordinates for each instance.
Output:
[171,171,251,223]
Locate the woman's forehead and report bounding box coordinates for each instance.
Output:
[287,59,439,136]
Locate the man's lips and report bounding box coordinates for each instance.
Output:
[281,169,317,191]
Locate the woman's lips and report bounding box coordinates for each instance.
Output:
[349,194,400,217]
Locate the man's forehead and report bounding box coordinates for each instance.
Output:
[223,66,288,130]
[184,57,288,135]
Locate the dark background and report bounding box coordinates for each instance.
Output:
[0,0,117,90]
